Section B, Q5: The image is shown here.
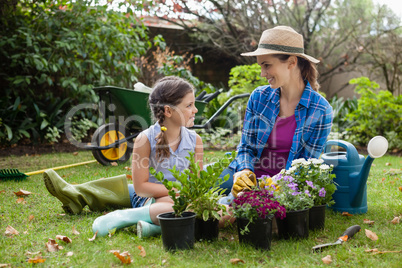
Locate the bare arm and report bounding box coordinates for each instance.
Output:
[131,133,170,198]
[195,133,204,171]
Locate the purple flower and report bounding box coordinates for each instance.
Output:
[305,190,311,196]
[287,182,299,191]
[319,187,326,197]
[306,180,316,189]
[291,191,301,196]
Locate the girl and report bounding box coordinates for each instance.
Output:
[43,76,203,238]
[219,26,333,198]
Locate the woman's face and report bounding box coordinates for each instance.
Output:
[256,54,292,89]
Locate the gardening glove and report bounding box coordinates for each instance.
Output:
[258,176,280,191]
[231,170,257,197]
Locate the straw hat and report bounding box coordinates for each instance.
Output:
[241,26,319,64]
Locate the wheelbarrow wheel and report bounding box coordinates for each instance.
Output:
[91,123,132,166]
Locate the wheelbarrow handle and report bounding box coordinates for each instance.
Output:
[195,90,207,100]
[203,89,223,102]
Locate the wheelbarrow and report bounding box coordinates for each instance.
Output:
[84,84,249,165]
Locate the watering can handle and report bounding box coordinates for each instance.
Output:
[324,140,360,164]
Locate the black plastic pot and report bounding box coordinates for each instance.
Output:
[194,217,219,241]
[276,208,309,239]
[309,205,326,230]
[157,211,196,251]
[237,216,273,250]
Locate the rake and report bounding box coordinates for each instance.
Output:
[0,160,97,181]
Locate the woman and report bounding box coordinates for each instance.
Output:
[220,26,333,198]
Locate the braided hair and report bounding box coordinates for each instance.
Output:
[148,76,195,161]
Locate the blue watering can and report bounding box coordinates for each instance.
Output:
[321,136,388,214]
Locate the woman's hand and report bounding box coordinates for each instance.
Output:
[231,169,257,197]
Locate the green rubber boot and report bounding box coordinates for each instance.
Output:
[92,206,152,237]
[43,169,131,214]
[137,220,161,239]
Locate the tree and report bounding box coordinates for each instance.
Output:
[130,0,401,95]
[352,6,401,95]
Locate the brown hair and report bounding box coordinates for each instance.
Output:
[148,76,194,160]
[273,54,320,91]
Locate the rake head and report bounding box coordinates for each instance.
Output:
[0,169,28,181]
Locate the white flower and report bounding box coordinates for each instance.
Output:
[302,161,310,166]
[319,164,330,170]
[291,158,306,166]
[312,159,324,165]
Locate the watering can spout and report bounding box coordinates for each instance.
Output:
[350,136,388,207]
[350,156,374,206]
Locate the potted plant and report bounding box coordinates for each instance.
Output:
[188,152,235,241]
[231,187,286,250]
[285,158,337,230]
[151,151,234,250]
[264,174,314,239]
[190,187,227,241]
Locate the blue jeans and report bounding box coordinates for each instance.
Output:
[127,184,149,208]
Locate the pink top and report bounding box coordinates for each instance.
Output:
[254,115,297,178]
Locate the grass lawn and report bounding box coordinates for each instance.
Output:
[0,149,401,267]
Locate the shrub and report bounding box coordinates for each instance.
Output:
[0,0,154,145]
[345,77,401,150]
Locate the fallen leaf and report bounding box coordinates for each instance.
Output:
[385,162,391,166]
[391,216,400,224]
[363,219,375,225]
[0,190,5,194]
[14,189,31,196]
[27,255,46,264]
[108,228,116,237]
[113,251,132,264]
[46,238,60,252]
[72,226,80,235]
[16,197,26,204]
[372,250,402,254]
[124,166,131,171]
[399,186,402,192]
[56,235,72,243]
[72,152,78,156]
[321,255,332,264]
[365,229,378,241]
[26,251,41,256]
[111,162,118,166]
[138,245,146,257]
[381,177,386,182]
[365,248,379,252]
[28,215,34,222]
[109,250,120,253]
[66,252,73,257]
[23,231,29,234]
[88,231,97,241]
[229,258,245,264]
[5,225,19,236]
[57,213,66,216]
[0,264,11,267]
[342,212,353,216]
[126,174,132,180]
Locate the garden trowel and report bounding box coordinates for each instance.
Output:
[312,225,361,252]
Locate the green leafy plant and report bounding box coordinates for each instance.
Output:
[0,0,155,145]
[218,63,267,105]
[150,151,235,217]
[346,77,402,150]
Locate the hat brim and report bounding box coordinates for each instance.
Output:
[241,48,320,64]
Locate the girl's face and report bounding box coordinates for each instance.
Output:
[256,54,293,89]
[170,92,198,127]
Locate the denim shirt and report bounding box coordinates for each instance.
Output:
[143,122,197,183]
[229,81,333,172]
